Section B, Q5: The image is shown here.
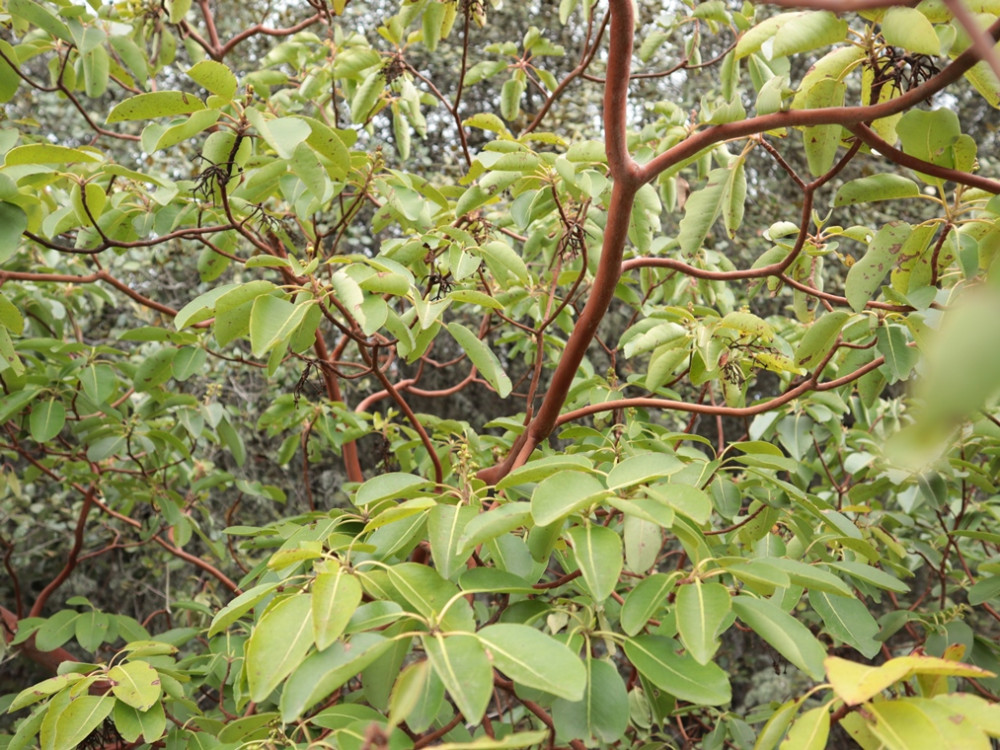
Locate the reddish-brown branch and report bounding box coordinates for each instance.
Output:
[849,124,1000,194]
[477,0,640,485]
[413,713,463,748]
[314,332,363,483]
[218,13,325,59]
[523,10,610,135]
[28,484,96,617]
[0,268,201,322]
[944,0,1000,85]
[639,15,1000,183]
[5,445,239,593]
[554,355,885,426]
[368,354,444,485]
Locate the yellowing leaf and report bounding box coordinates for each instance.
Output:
[882,7,941,56]
[107,661,161,711]
[187,60,238,100]
[826,654,996,705]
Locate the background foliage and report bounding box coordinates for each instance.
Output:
[2,0,1000,747]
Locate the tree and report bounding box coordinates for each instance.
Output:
[2,0,1000,747]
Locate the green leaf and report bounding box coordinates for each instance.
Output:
[8,703,46,750]
[312,563,363,651]
[623,320,687,359]
[477,240,529,285]
[249,111,312,159]
[606,452,684,490]
[915,290,1000,423]
[106,91,205,123]
[41,695,115,750]
[621,573,676,636]
[428,503,478,580]
[567,524,623,603]
[968,575,1000,606]
[9,0,72,41]
[735,13,797,58]
[755,699,801,750]
[552,658,629,744]
[388,660,443,734]
[458,568,536,595]
[82,46,109,99]
[174,283,237,330]
[4,144,100,165]
[29,398,65,442]
[33,610,80,651]
[167,0,192,23]
[249,295,311,358]
[897,109,960,178]
[810,591,881,658]
[834,175,921,206]
[881,7,940,55]
[760,558,854,596]
[531,471,607,525]
[113,701,166,744]
[217,712,282,743]
[845,223,912,312]
[423,633,492,723]
[877,324,918,384]
[827,561,910,593]
[794,311,851,370]
[187,60,238,100]
[133,348,176,392]
[780,706,830,750]
[771,11,847,58]
[280,633,391,721]
[354,472,431,507]
[965,60,1000,108]
[499,454,594,489]
[171,346,207,382]
[731,595,826,680]
[0,201,27,262]
[724,558,790,593]
[433,731,550,749]
[724,159,747,238]
[623,515,661,573]
[624,635,732,705]
[800,78,846,177]
[931,694,1000,737]
[107,661,161,711]
[208,581,282,636]
[644,483,713,524]
[677,168,729,257]
[477,624,585,700]
[385,562,474,632]
[464,112,512,137]
[0,41,18,104]
[10,674,86,712]
[245,593,315,702]
[351,68,385,123]
[500,77,524,121]
[445,322,512,398]
[675,580,731,665]
[304,118,350,180]
[457,502,532,553]
[109,35,149,85]
[421,0,447,51]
